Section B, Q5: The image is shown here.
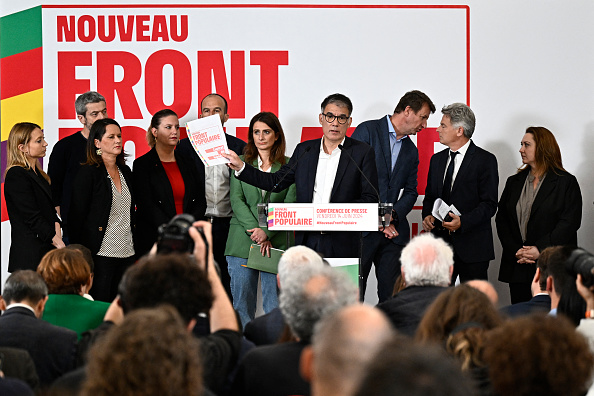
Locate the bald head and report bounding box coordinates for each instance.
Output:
[305,304,395,396]
[466,280,498,305]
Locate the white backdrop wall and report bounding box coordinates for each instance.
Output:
[1,1,593,305]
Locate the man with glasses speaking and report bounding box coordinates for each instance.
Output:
[222,93,378,258]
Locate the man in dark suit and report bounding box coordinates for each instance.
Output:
[422,103,498,283]
[0,271,77,387]
[377,233,452,337]
[231,265,358,396]
[48,91,108,243]
[223,93,378,258]
[352,90,435,302]
[244,245,325,346]
[176,93,246,298]
[501,252,551,317]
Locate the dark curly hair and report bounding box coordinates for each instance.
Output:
[416,284,503,371]
[81,305,202,396]
[483,314,594,396]
[119,253,213,324]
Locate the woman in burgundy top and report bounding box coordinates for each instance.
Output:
[133,109,206,257]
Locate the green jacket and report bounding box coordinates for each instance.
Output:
[42,294,110,339]
[224,156,297,258]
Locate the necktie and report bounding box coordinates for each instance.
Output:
[442,151,458,203]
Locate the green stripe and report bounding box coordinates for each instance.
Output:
[0,6,42,58]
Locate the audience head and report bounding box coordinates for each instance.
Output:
[416,284,503,371]
[441,102,476,139]
[400,233,453,287]
[146,109,179,148]
[394,90,436,114]
[81,305,202,396]
[86,118,126,167]
[37,249,91,295]
[535,246,553,292]
[354,337,475,396]
[244,111,287,165]
[280,266,357,343]
[119,253,213,325]
[483,314,593,396]
[200,93,229,125]
[277,245,325,288]
[2,270,48,318]
[466,280,498,305]
[520,126,564,174]
[302,304,395,396]
[65,244,94,273]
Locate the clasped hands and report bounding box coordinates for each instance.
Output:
[247,227,272,257]
[516,246,539,264]
[422,213,461,233]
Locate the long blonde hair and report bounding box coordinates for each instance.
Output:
[5,122,50,183]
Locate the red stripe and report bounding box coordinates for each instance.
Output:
[44,5,470,9]
[1,183,9,222]
[1,47,43,100]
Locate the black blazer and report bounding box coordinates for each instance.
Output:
[238,136,379,258]
[422,141,499,263]
[132,147,207,256]
[68,163,135,255]
[0,307,77,386]
[496,168,582,283]
[500,294,551,317]
[4,166,59,272]
[352,116,419,245]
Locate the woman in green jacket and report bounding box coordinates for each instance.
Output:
[225,112,296,328]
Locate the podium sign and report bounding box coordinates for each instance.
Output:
[266,203,378,231]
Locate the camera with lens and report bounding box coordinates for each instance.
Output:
[156,214,198,254]
[566,248,594,287]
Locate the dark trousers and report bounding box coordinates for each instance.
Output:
[210,216,233,300]
[302,231,362,259]
[91,255,134,302]
[451,252,489,285]
[509,282,533,304]
[359,232,403,303]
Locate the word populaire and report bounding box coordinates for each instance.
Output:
[57,15,188,42]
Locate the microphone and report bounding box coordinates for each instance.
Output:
[338,144,395,229]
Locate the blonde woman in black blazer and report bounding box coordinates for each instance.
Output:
[496,126,582,304]
[69,119,135,302]
[132,109,206,257]
[4,122,64,271]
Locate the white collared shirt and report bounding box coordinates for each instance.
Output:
[6,303,36,314]
[444,139,472,184]
[313,137,344,203]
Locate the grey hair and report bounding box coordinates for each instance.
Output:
[401,233,453,287]
[3,270,48,304]
[280,266,357,342]
[277,245,325,287]
[441,103,475,138]
[75,91,106,116]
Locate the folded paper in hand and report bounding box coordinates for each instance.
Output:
[432,198,461,222]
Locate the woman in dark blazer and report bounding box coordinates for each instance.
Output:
[496,126,582,304]
[132,109,206,257]
[69,118,135,302]
[4,122,64,271]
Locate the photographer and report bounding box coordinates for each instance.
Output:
[60,220,240,395]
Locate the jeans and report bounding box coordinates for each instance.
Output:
[227,255,279,328]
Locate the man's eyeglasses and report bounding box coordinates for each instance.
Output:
[322,112,350,124]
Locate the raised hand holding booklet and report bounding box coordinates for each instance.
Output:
[185,114,229,167]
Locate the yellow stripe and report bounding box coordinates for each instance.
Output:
[1,88,43,141]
